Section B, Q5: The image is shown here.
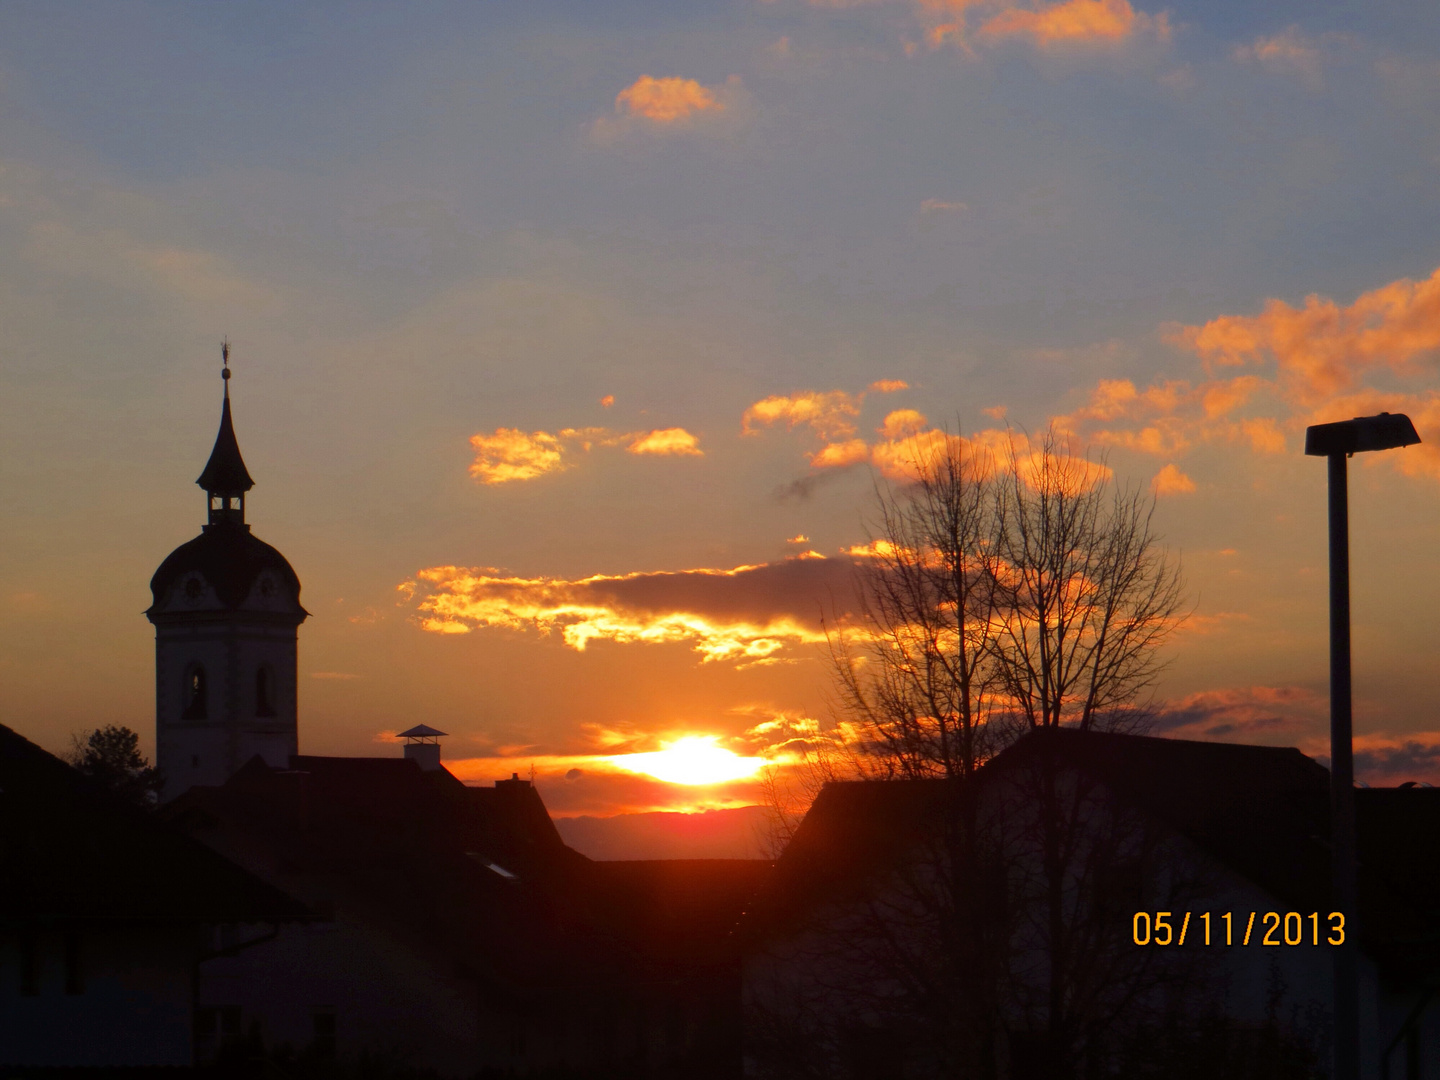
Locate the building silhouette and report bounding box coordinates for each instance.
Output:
[0,721,310,1069]
[147,357,307,801]
[132,358,767,1076]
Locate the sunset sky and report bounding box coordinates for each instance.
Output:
[3,0,1440,817]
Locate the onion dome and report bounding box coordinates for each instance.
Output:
[148,527,305,615]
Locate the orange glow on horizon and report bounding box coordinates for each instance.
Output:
[607,736,768,786]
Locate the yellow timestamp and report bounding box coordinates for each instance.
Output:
[1132,911,1345,947]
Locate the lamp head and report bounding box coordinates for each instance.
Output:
[1304,412,1421,456]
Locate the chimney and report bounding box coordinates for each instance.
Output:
[396,724,447,771]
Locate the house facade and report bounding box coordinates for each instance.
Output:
[742,730,1440,1080]
[0,722,310,1069]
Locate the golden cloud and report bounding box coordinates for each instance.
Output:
[469,428,567,484]
[627,427,703,456]
[1151,463,1195,496]
[878,408,928,438]
[979,0,1168,47]
[615,75,726,123]
[810,438,871,469]
[468,424,703,483]
[1172,267,1440,405]
[743,390,864,440]
[798,0,1169,53]
[593,75,749,143]
[1034,266,1440,483]
[403,554,865,664]
[742,380,911,445]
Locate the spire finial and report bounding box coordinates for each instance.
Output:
[221,338,231,397]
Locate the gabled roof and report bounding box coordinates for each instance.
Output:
[166,755,775,1000]
[0,723,310,924]
[196,393,254,495]
[748,729,1440,972]
[165,755,595,996]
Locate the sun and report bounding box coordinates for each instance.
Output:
[608,735,767,786]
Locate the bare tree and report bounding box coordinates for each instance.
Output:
[991,427,1185,732]
[750,429,1202,1079]
[828,430,1008,782]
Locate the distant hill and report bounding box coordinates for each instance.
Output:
[555,804,774,861]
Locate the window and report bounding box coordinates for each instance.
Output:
[182,664,208,720]
[255,666,276,717]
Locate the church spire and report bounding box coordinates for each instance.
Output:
[197,340,255,527]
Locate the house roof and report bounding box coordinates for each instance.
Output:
[749,729,1440,975]
[0,723,311,924]
[166,756,641,991]
[166,754,774,1001]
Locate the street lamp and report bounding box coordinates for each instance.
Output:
[1304,412,1421,1080]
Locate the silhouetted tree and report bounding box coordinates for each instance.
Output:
[751,430,1203,1079]
[66,724,164,807]
[830,425,1184,760]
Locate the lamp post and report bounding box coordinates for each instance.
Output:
[1304,412,1420,1080]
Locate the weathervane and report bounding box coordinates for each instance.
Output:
[221,338,231,396]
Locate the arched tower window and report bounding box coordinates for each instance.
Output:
[181,664,208,721]
[255,665,276,717]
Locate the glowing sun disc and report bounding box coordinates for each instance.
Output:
[609,736,766,786]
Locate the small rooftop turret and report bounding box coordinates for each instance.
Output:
[398,725,447,772]
[197,341,255,527]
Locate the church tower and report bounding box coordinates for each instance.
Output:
[147,348,307,801]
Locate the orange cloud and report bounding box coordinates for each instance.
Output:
[627,427,703,456]
[743,381,911,446]
[468,423,703,482]
[469,428,567,484]
[805,0,1169,53]
[878,408,928,438]
[979,0,1167,47]
[1151,463,1195,496]
[1232,26,1323,84]
[743,390,863,440]
[1035,267,1440,483]
[810,438,871,469]
[1173,267,1440,405]
[403,554,865,665]
[615,75,726,123]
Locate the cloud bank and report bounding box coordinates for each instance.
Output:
[404,553,864,664]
